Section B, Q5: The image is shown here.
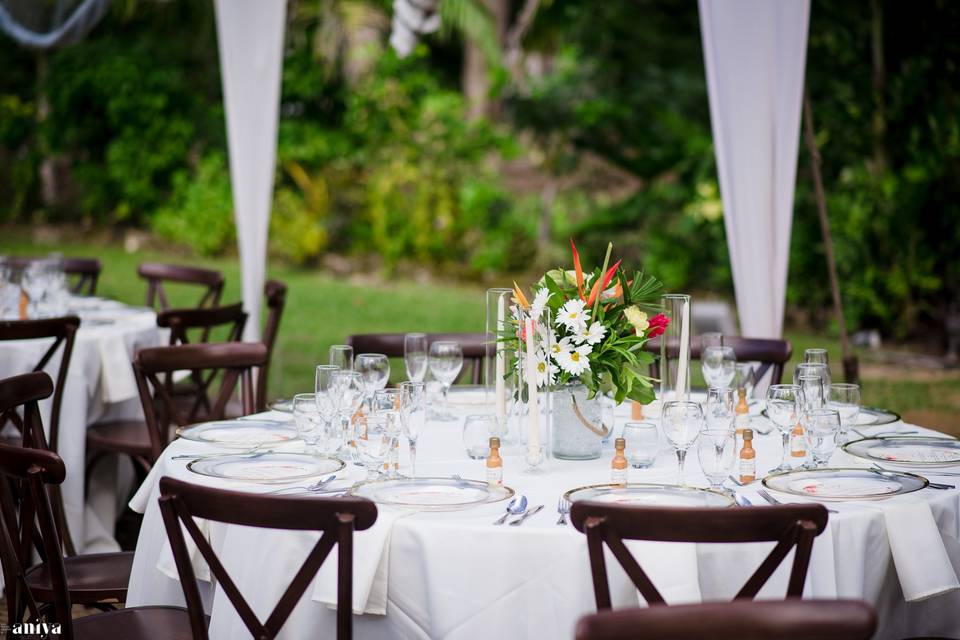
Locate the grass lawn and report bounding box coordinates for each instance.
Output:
[3,228,958,433]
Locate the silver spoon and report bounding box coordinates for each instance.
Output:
[493,495,527,525]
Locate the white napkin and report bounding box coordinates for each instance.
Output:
[157,517,213,583]
[627,540,702,604]
[96,331,139,403]
[882,501,960,602]
[311,507,409,615]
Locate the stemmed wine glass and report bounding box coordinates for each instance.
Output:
[697,429,736,493]
[804,409,842,467]
[329,344,354,371]
[428,341,463,421]
[701,346,737,389]
[705,387,735,432]
[404,333,428,382]
[399,381,426,477]
[356,353,390,409]
[332,370,363,461]
[661,401,704,486]
[766,384,801,474]
[827,383,861,444]
[313,365,340,454]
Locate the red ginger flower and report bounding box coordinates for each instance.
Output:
[647,313,670,338]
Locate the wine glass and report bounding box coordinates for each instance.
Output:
[803,348,829,366]
[463,415,495,459]
[704,387,735,432]
[428,341,463,421]
[793,362,831,388]
[399,381,426,477]
[697,429,736,493]
[661,401,704,486]
[804,409,842,467]
[735,363,756,399]
[827,383,861,443]
[329,344,354,371]
[356,353,390,408]
[701,346,737,389]
[404,333,428,382]
[355,412,398,480]
[701,332,723,350]
[766,384,800,474]
[373,388,402,413]
[332,370,363,460]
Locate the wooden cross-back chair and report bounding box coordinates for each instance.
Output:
[86,343,266,482]
[346,332,487,384]
[138,262,224,312]
[0,372,136,619]
[574,599,878,640]
[3,257,102,296]
[0,436,193,640]
[647,335,793,385]
[569,502,828,610]
[0,316,79,454]
[158,476,377,640]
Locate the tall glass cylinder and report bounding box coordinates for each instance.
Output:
[659,294,692,405]
[517,305,552,472]
[485,288,515,442]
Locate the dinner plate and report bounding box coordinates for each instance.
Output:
[349,477,514,510]
[187,453,344,483]
[177,419,300,447]
[564,483,734,508]
[843,436,960,468]
[763,467,927,501]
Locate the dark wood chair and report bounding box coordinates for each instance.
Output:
[138,262,224,311]
[647,335,793,385]
[86,343,267,482]
[574,599,877,640]
[569,502,828,609]
[0,435,193,639]
[0,372,142,630]
[259,279,288,410]
[346,332,486,384]
[158,476,377,640]
[3,257,102,296]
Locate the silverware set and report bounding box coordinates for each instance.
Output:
[509,504,545,526]
[265,474,338,494]
[556,497,570,525]
[171,444,272,462]
[757,487,839,514]
[493,495,528,525]
[869,464,955,489]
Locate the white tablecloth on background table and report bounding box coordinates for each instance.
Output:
[0,299,163,552]
[126,392,960,639]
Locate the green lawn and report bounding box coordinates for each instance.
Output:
[3,229,957,432]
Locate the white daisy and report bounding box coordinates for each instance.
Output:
[550,335,574,358]
[556,343,592,376]
[529,287,551,319]
[576,321,607,346]
[534,350,558,387]
[557,298,590,332]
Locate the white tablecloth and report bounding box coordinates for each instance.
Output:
[0,299,163,552]
[126,393,960,639]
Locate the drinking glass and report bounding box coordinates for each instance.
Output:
[463,414,495,460]
[332,370,363,460]
[329,344,354,371]
[766,384,801,474]
[355,412,398,479]
[804,409,842,467]
[735,363,756,399]
[793,362,831,388]
[701,346,737,389]
[373,388,402,413]
[428,341,463,421]
[622,421,659,469]
[827,383,861,443]
[292,393,325,454]
[661,401,704,485]
[697,429,736,492]
[797,374,825,415]
[399,381,426,477]
[803,348,830,366]
[356,353,390,408]
[705,387,736,432]
[404,333,428,382]
[701,332,723,350]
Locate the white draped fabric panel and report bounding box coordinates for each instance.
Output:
[698,0,811,339]
[213,0,287,341]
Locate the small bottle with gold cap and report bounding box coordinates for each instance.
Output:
[739,429,756,483]
[790,421,807,465]
[486,437,503,486]
[734,387,750,436]
[611,437,628,485]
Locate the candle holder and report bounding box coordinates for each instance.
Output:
[485,288,517,444]
[516,305,551,473]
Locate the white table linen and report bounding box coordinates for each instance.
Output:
[126,394,960,639]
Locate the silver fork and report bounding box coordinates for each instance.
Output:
[556,497,570,525]
[171,444,272,461]
[870,464,955,489]
[264,475,337,494]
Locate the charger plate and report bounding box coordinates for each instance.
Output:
[844,436,960,468]
[763,467,926,501]
[187,453,344,483]
[564,483,734,508]
[349,477,514,511]
[177,419,299,447]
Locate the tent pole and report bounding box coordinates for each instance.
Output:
[802,89,859,384]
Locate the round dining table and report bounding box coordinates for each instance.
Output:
[125,389,960,640]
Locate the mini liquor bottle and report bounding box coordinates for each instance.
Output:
[486,437,503,486]
[611,437,628,485]
[18,289,28,320]
[631,401,644,420]
[734,387,750,436]
[790,421,807,463]
[739,429,756,483]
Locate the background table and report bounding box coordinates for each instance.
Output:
[126,391,960,639]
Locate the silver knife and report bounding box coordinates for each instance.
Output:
[509,504,544,526]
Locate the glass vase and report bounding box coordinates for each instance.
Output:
[485,288,516,444]
[659,293,692,406]
[551,382,606,460]
[517,305,551,472]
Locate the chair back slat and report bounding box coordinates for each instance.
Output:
[158,476,377,640]
[346,332,487,384]
[647,335,793,385]
[259,280,288,410]
[571,503,828,609]
[138,262,224,312]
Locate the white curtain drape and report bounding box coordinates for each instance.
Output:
[698,0,811,339]
[213,0,287,341]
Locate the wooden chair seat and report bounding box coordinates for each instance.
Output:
[25,551,133,603]
[72,605,196,640]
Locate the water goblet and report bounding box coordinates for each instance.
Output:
[356,353,390,409]
[705,387,736,432]
[697,429,736,493]
[329,344,354,371]
[804,409,842,467]
[399,381,426,477]
[404,333,428,382]
[793,362,831,388]
[827,383,861,443]
[701,346,737,389]
[463,414,495,460]
[797,374,825,415]
[332,370,363,460]
[292,393,325,454]
[766,384,801,474]
[622,421,659,469]
[356,412,399,480]
[661,401,704,486]
[701,332,723,350]
[429,341,463,421]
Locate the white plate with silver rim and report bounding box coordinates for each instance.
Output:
[349,477,514,511]
[564,483,734,508]
[763,467,927,501]
[844,436,960,468]
[177,419,300,447]
[187,453,344,483]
